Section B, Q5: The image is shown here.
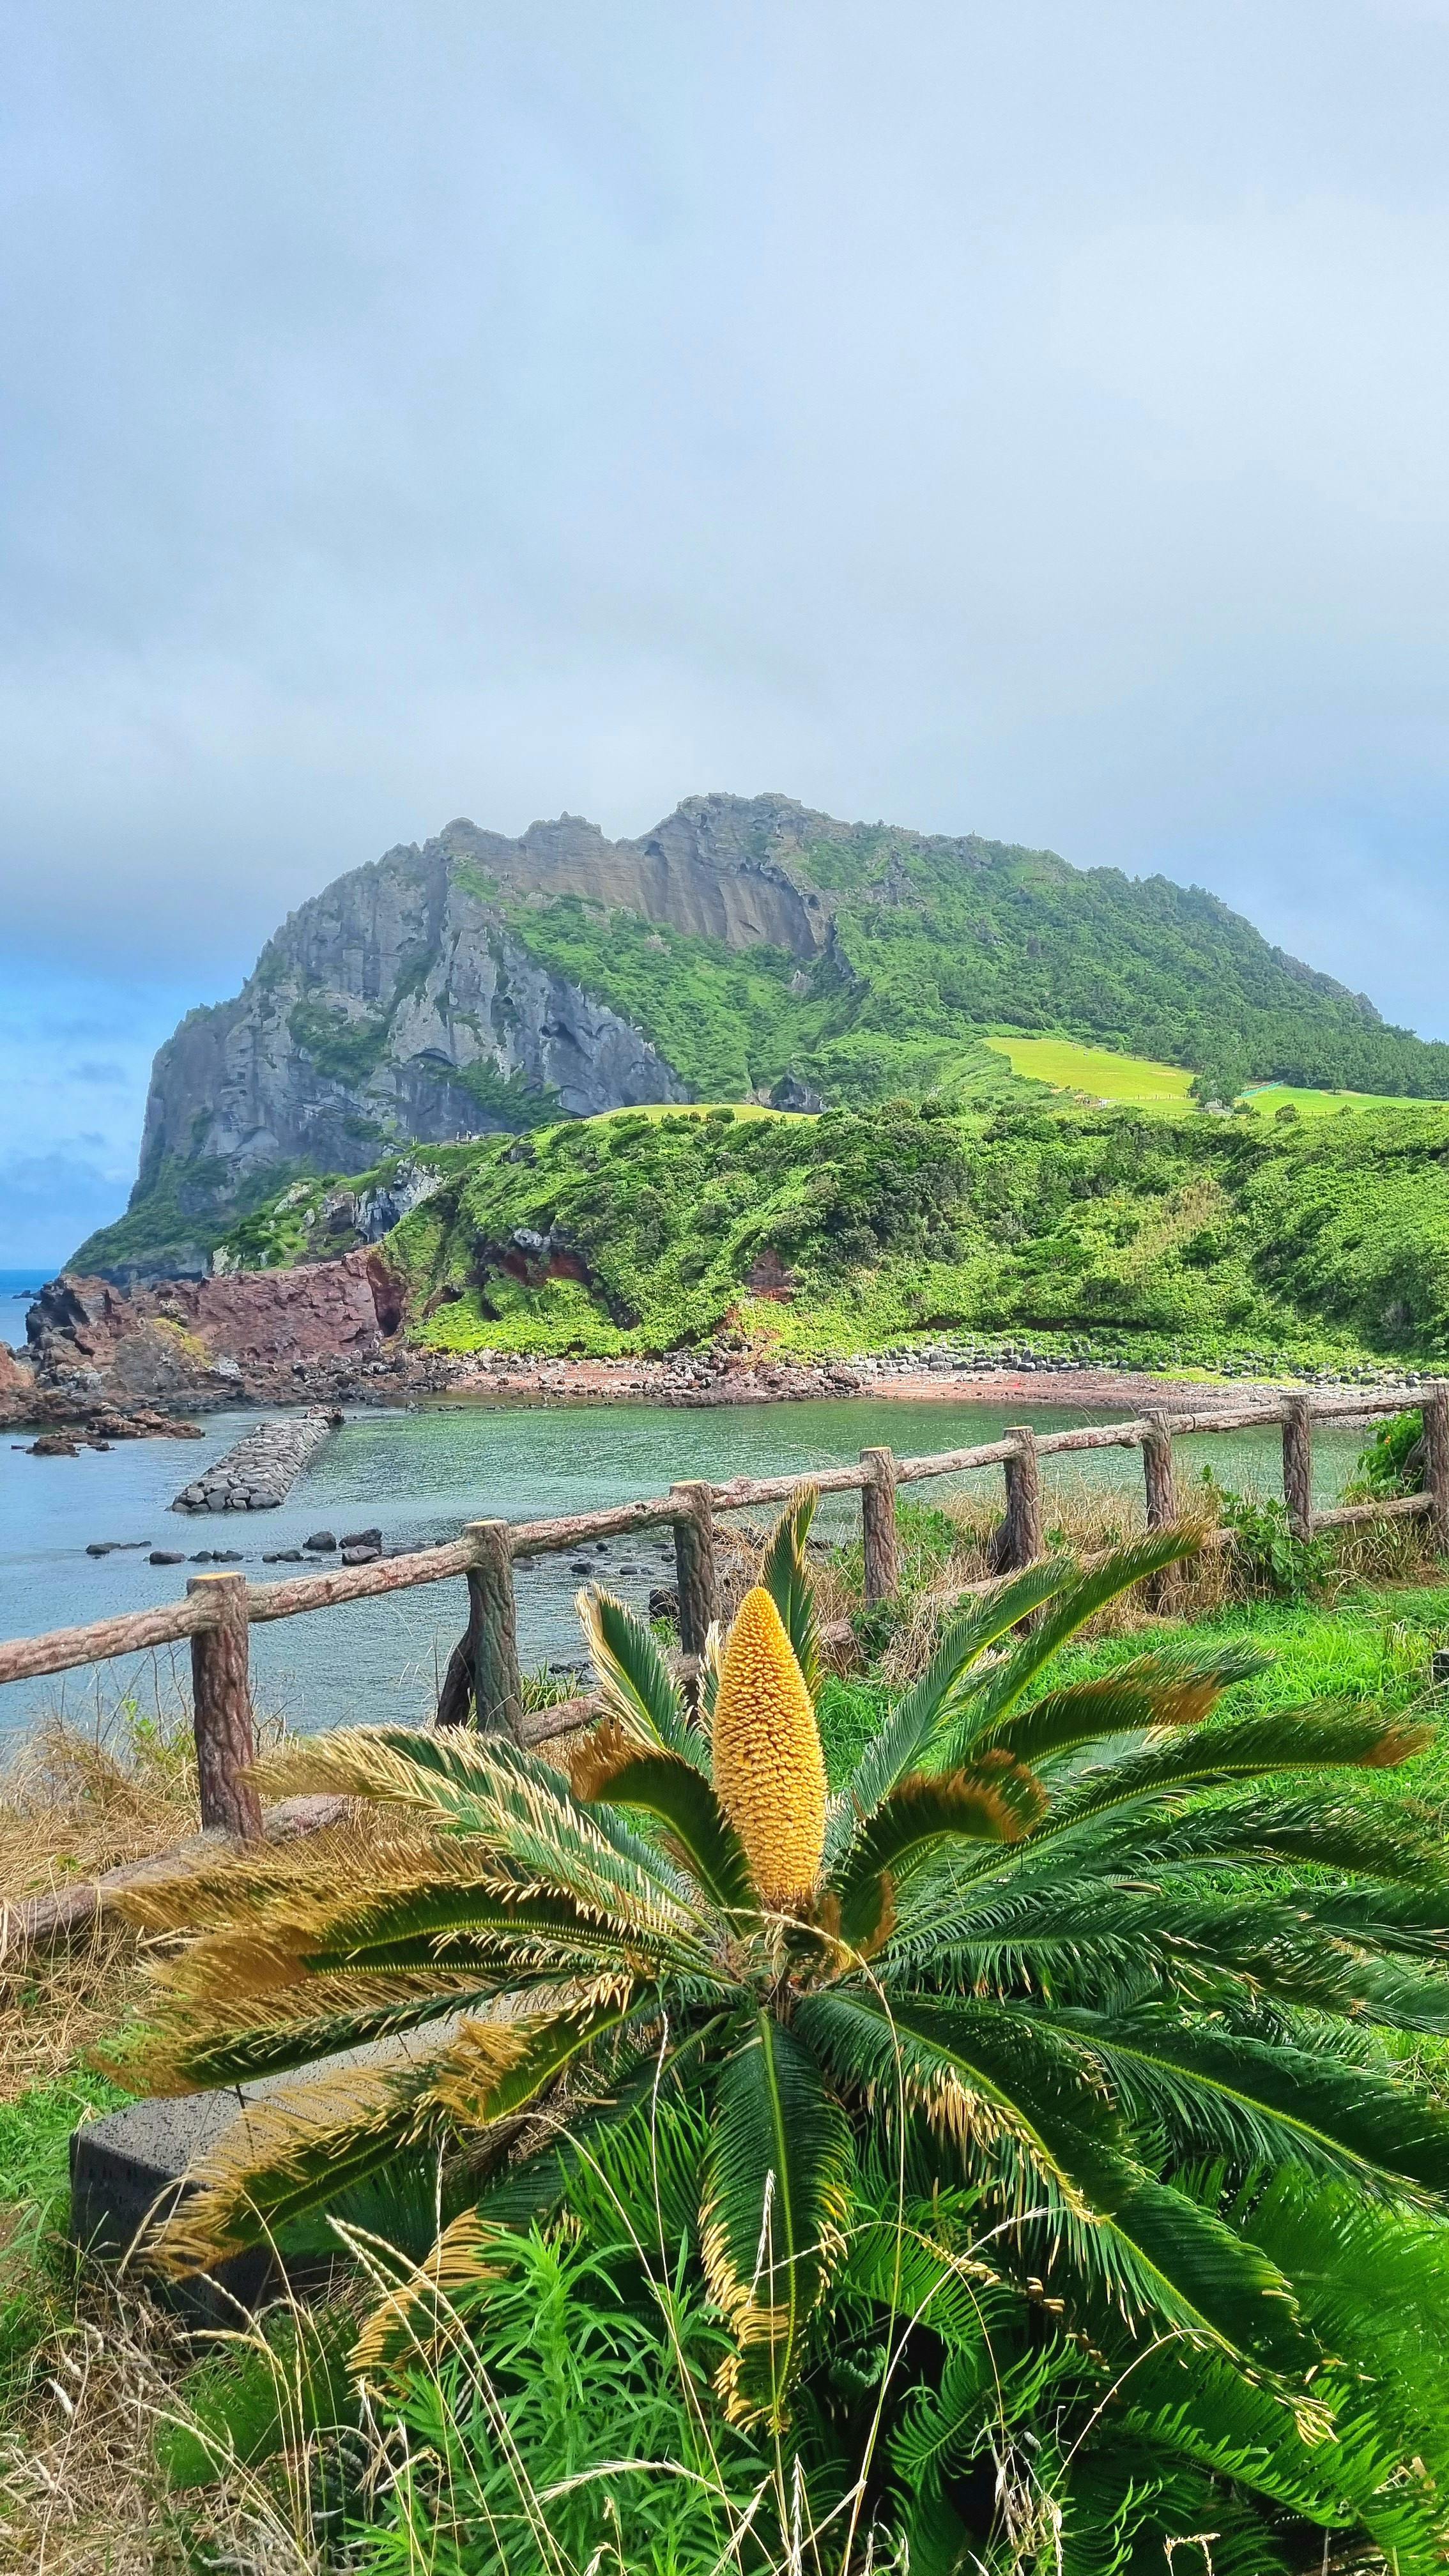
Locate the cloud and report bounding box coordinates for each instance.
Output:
[4,0,1449,1253]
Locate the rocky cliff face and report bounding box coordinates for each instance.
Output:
[18,1257,411,1414]
[78,794,844,1281]
[86,782,1425,1287]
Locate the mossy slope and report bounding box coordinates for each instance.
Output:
[367,1098,1449,1365]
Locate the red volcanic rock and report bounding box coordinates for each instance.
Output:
[134,1251,401,1365]
[22,1254,409,1411]
[0,1342,36,1417]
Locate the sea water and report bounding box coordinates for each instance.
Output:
[0,1393,1381,1747]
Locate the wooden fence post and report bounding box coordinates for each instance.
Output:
[670,1481,719,1656]
[1142,1413,1177,1533]
[1142,1411,1177,1610]
[1282,1395,1314,1543]
[1001,1427,1044,1572]
[1423,1381,1449,1558]
[187,1572,261,1840]
[435,1587,481,1728]
[859,1447,900,1603]
[463,1521,523,1739]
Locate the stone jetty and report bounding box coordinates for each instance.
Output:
[172,1410,339,1514]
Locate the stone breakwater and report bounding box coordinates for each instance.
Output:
[172,1410,339,1514]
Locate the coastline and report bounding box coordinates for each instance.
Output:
[2,1266,1428,1432]
[425,1351,1414,1416]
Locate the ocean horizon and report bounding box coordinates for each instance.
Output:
[0,1269,56,1303]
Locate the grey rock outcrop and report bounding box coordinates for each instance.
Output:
[72,794,860,1281]
[173,1411,337,1512]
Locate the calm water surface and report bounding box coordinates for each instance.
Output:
[0,1394,1381,1745]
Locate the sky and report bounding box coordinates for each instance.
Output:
[4,0,1449,1264]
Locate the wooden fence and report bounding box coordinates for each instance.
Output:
[2,1386,1445,1844]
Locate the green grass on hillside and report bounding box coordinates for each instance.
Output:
[986,1034,1427,1121]
[502,889,1021,1109]
[1241,1081,1432,1117]
[384,1092,1449,1364]
[985,1034,1195,1105]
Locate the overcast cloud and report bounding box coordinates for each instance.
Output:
[4,0,1449,1259]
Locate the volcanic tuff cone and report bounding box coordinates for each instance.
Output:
[74,789,1449,1282]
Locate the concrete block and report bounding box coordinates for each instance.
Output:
[71,2089,275,2322]
[70,2018,460,2320]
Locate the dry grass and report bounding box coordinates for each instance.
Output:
[0,1680,357,2575]
[0,2283,193,2576]
[1,1680,200,1900]
[0,1682,208,2106]
[1330,1510,1447,1590]
[859,1479,1227,1688]
[0,2266,344,2576]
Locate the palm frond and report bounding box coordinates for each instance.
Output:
[149,1832,707,2011]
[974,1648,1264,1773]
[700,2009,853,2428]
[349,2207,505,2381]
[939,1530,1206,1759]
[305,1876,712,1981]
[830,1559,1077,1846]
[569,1717,758,1918]
[146,1981,654,2269]
[698,1616,725,1726]
[148,2048,465,2274]
[116,1818,428,1939]
[248,1722,529,1819]
[993,1703,1434,1868]
[797,1987,1308,2373]
[1047,2007,1449,2202]
[556,2085,714,2254]
[884,1877,1449,2032]
[429,1983,647,2129]
[476,2013,724,2232]
[132,1974,519,2096]
[575,1588,708,1767]
[758,1484,821,1698]
[829,1758,1044,1953]
[1045,1787,1449,1892]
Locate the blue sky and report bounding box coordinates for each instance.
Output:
[4,1,1449,1264]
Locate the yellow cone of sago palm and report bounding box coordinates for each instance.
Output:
[712,1583,827,1908]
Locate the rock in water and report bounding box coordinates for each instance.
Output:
[171,1412,337,1514]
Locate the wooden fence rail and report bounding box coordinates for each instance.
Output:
[2,1385,1445,1841]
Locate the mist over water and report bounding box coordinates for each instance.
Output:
[0,1394,1381,1747]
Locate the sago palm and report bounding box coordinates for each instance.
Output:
[122,1496,1449,2553]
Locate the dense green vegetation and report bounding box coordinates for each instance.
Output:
[68,1150,319,1278]
[507,826,1449,1101]
[75,806,1449,1280]
[369,1096,1449,1364]
[500,889,1023,1105]
[105,1508,1449,2572]
[12,1538,1449,2566]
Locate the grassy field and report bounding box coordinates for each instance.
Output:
[986,1032,1432,1119]
[984,1033,1197,1103]
[1239,1080,1432,1117]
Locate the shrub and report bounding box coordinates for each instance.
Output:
[118,1499,1449,2566]
[1197,1467,1335,1599]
